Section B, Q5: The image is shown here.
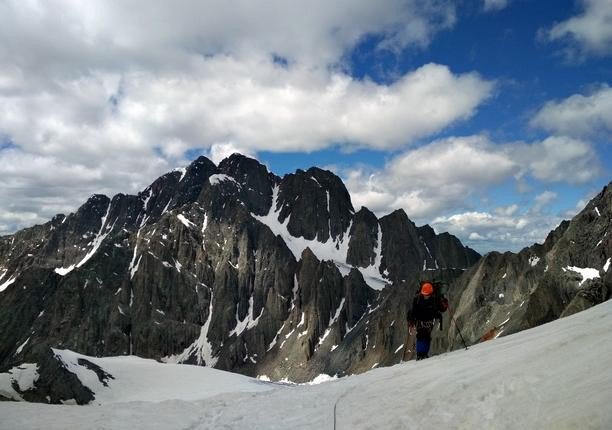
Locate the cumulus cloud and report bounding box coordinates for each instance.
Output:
[342,134,599,251]
[483,0,510,12]
[543,0,612,59]
[345,135,516,219]
[431,209,560,252]
[0,1,489,234]
[511,136,599,184]
[344,134,598,220]
[531,86,612,138]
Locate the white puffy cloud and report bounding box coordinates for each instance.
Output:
[0,61,493,158]
[544,0,612,59]
[0,0,456,74]
[0,1,491,234]
[344,135,598,220]
[483,0,510,12]
[511,136,599,184]
[531,86,612,138]
[431,209,560,252]
[532,191,558,212]
[209,143,256,165]
[345,135,516,219]
[342,135,599,251]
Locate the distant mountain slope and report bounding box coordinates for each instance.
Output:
[0,154,479,396]
[443,183,612,351]
[2,292,612,429]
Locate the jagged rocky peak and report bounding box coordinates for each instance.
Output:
[217,153,278,216]
[347,207,379,268]
[276,167,354,242]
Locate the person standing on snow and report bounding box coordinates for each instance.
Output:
[408,281,449,360]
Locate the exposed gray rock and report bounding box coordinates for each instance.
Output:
[0,153,485,403]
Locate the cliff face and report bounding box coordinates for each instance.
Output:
[443,184,611,351]
[0,154,481,402]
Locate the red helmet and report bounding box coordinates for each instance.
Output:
[421,282,434,296]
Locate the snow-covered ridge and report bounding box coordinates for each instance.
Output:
[3,297,612,429]
[49,349,270,405]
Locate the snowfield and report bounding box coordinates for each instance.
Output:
[2,300,612,429]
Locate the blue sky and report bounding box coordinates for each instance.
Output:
[0,0,610,253]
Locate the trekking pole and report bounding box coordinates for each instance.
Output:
[447,305,468,350]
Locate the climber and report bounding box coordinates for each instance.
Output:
[407,281,449,360]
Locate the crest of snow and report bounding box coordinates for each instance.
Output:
[164,290,218,367]
[317,298,345,347]
[51,348,268,404]
[118,305,125,316]
[229,296,264,337]
[394,344,405,354]
[529,256,540,267]
[0,274,17,292]
[357,224,387,290]
[502,272,507,279]
[54,265,75,276]
[298,330,308,339]
[202,213,209,233]
[330,344,338,352]
[252,185,353,267]
[0,363,39,400]
[289,276,299,311]
[267,322,286,351]
[371,362,379,369]
[0,268,6,282]
[310,176,322,187]
[594,207,601,217]
[15,337,30,355]
[130,255,142,280]
[305,374,338,385]
[297,312,305,328]
[55,202,114,276]
[161,199,172,214]
[175,260,183,273]
[563,266,601,286]
[142,187,153,211]
[257,375,271,382]
[499,293,505,299]
[174,167,187,182]
[228,260,239,270]
[604,258,610,272]
[209,174,238,186]
[177,214,196,229]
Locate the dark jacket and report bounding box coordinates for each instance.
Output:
[408,293,448,329]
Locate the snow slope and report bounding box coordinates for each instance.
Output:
[2,300,612,429]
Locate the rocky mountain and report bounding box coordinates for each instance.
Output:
[441,183,612,352]
[0,154,480,403]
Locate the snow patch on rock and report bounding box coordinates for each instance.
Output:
[563,266,600,286]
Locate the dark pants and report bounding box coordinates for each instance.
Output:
[415,322,434,360]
